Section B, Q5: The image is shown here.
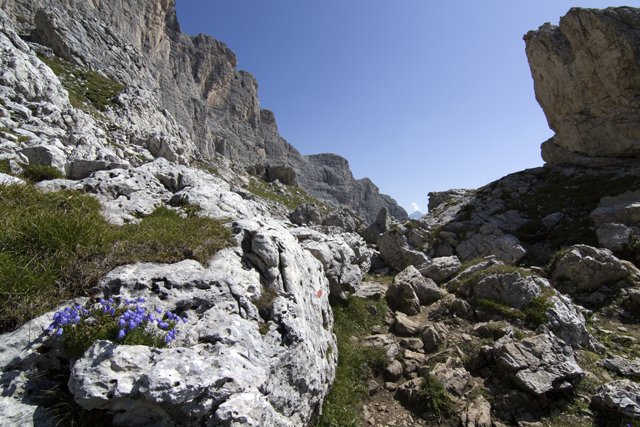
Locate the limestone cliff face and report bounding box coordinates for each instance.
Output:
[524,7,640,166]
[0,0,407,222]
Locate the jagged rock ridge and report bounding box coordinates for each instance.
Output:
[0,0,407,222]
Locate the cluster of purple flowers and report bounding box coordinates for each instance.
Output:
[47,305,90,336]
[47,297,188,344]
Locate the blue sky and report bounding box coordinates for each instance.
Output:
[175,0,628,215]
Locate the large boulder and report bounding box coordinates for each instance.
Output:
[378,226,429,272]
[472,271,549,309]
[524,7,640,165]
[289,202,323,226]
[386,266,441,315]
[456,222,526,265]
[551,244,628,291]
[592,380,640,418]
[591,190,640,227]
[418,256,462,284]
[321,206,365,233]
[360,207,396,245]
[291,227,372,302]
[494,331,584,395]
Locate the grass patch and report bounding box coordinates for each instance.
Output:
[247,177,332,214]
[312,296,388,427]
[0,159,11,175]
[39,55,126,115]
[475,298,526,322]
[522,292,555,328]
[20,164,64,182]
[0,184,232,332]
[415,374,456,420]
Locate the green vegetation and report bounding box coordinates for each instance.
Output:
[475,288,554,328]
[475,298,526,322]
[0,159,11,175]
[20,164,65,182]
[504,169,640,255]
[247,177,332,214]
[452,264,540,295]
[0,184,232,332]
[415,374,456,421]
[522,292,554,328]
[39,55,126,115]
[312,297,388,427]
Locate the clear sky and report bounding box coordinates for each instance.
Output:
[175,0,629,215]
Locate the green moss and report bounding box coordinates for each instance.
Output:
[522,292,554,328]
[39,55,126,115]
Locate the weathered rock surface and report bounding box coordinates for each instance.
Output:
[456,222,526,265]
[378,226,429,272]
[386,266,441,315]
[552,244,628,291]
[472,272,548,309]
[592,379,640,418]
[525,7,640,165]
[599,354,640,379]
[291,226,372,302]
[494,332,584,395]
[418,256,462,284]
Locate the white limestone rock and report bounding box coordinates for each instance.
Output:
[592,379,640,418]
[418,255,462,284]
[495,331,584,396]
[456,222,526,265]
[551,244,628,291]
[472,272,549,309]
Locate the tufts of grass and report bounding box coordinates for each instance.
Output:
[312,297,388,427]
[20,164,65,182]
[415,374,456,421]
[247,177,332,214]
[40,370,113,427]
[522,292,555,328]
[39,55,126,114]
[0,185,232,332]
[0,159,12,175]
[475,298,526,322]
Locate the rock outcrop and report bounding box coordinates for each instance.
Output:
[524,7,640,166]
[0,0,408,222]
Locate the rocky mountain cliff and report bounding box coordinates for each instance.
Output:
[0,0,408,222]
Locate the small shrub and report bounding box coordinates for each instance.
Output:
[415,374,456,420]
[20,165,64,182]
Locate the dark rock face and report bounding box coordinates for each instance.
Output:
[1,0,407,222]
